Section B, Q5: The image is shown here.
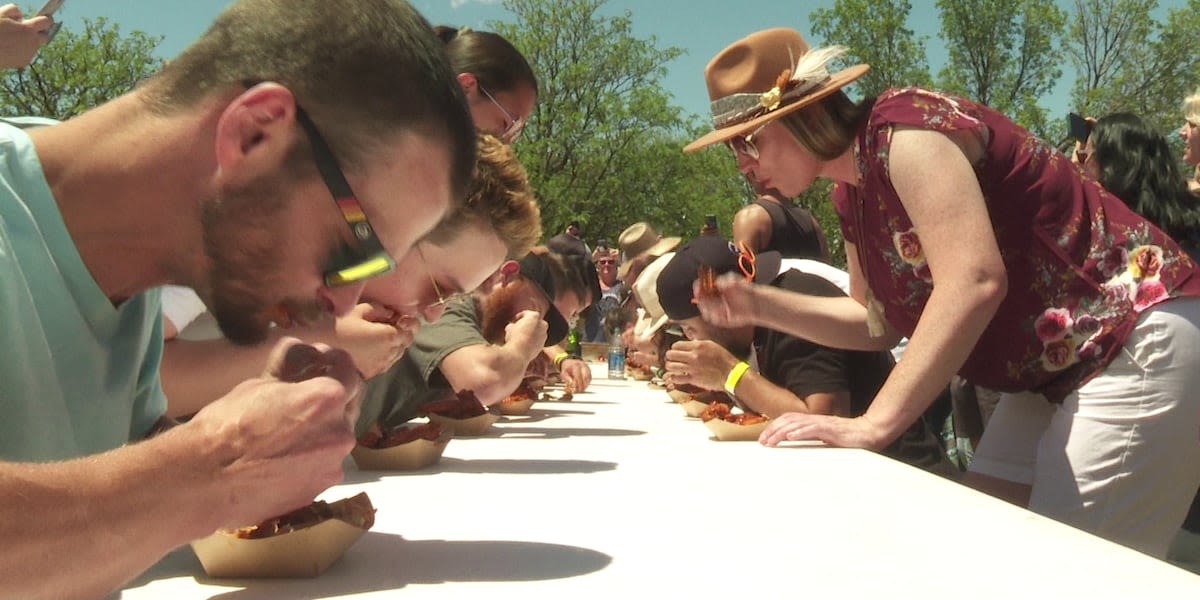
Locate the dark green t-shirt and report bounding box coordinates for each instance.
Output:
[356,296,486,434]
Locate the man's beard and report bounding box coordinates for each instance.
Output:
[478,281,536,345]
[200,170,299,346]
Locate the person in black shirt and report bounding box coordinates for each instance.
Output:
[657,237,952,474]
[733,187,830,261]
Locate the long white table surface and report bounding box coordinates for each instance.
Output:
[118,363,1200,599]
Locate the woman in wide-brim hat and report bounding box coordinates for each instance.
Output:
[683,27,1200,557]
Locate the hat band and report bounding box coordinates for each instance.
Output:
[708,44,849,129]
[710,75,830,129]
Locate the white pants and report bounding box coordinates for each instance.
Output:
[969,297,1200,557]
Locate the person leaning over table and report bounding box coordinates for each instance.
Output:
[625,252,675,372]
[159,134,541,418]
[1074,111,1200,572]
[659,237,952,473]
[685,27,1200,557]
[357,251,593,432]
[160,22,540,343]
[536,248,601,391]
[434,24,537,145]
[0,1,478,597]
[732,183,830,262]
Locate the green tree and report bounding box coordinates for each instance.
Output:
[1065,0,1200,138]
[936,0,1065,139]
[492,0,747,245]
[0,16,163,120]
[808,0,932,98]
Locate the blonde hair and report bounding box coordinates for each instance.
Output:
[1185,88,1200,124]
[425,134,541,258]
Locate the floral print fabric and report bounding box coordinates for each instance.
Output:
[832,88,1200,401]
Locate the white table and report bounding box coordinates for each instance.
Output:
[117,365,1200,598]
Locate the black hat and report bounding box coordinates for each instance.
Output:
[517,253,570,346]
[656,237,782,321]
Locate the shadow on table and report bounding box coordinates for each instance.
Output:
[540,399,616,406]
[500,408,596,424]
[124,533,612,599]
[493,426,646,440]
[341,454,620,484]
[434,456,617,475]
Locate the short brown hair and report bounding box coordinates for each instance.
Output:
[141,0,476,201]
[426,134,541,258]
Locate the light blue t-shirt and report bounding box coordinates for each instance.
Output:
[0,121,166,462]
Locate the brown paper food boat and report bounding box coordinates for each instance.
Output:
[703,417,771,441]
[190,492,375,579]
[426,411,500,436]
[351,424,452,471]
[666,389,691,404]
[497,397,535,416]
[680,399,710,418]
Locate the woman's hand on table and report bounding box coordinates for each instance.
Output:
[759,412,886,451]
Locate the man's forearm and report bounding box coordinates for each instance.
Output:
[442,343,536,405]
[161,337,269,416]
[0,426,224,599]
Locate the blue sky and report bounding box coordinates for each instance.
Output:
[42,0,1185,122]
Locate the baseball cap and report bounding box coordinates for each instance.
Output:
[517,253,570,346]
[656,237,781,321]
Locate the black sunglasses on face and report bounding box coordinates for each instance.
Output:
[294,106,398,287]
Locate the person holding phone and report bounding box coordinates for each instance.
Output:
[686,27,1200,557]
[0,3,55,68]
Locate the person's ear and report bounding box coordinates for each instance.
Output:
[212,83,297,187]
[456,72,478,96]
[498,259,520,284]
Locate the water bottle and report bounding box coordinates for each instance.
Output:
[607,328,626,379]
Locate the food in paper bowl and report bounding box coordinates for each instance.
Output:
[418,390,499,436]
[626,362,654,380]
[190,492,375,578]
[665,382,704,404]
[701,402,770,441]
[539,379,576,402]
[498,379,537,415]
[351,421,451,471]
[680,390,732,418]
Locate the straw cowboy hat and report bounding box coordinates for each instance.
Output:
[617,222,681,279]
[631,252,675,341]
[683,28,869,153]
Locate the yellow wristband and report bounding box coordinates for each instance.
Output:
[553,352,570,369]
[724,361,751,396]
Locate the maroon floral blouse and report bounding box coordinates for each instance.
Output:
[832,87,1200,402]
